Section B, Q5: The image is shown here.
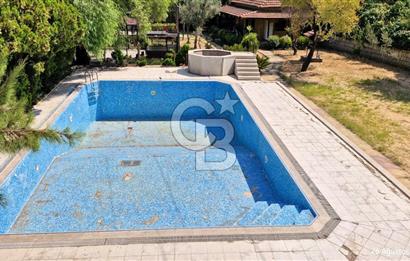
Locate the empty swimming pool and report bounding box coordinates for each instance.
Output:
[0,81,322,236]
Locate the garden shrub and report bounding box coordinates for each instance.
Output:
[296,36,310,49]
[209,28,242,46]
[223,33,241,46]
[224,44,246,51]
[268,35,281,49]
[241,27,259,53]
[164,50,176,60]
[175,44,190,65]
[161,58,176,66]
[259,41,272,50]
[279,35,292,49]
[75,45,91,65]
[136,57,147,67]
[111,49,125,66]
[256,55,270,71]
[208,25,220,38]
[147,58,162,65]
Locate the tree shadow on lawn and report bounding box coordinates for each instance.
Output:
[356,77,410,103]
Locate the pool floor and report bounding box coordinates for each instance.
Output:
[10,121,287,233]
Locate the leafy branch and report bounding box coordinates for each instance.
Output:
[0,61,83,207]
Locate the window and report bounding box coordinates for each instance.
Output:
[264,20,275,40]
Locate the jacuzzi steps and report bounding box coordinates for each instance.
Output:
[235,201,315,226]
[235,55,261,81]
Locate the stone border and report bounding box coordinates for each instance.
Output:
[0,78,340,248]
[276,81,410,200]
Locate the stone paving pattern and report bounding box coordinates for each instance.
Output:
[1,68,409,260]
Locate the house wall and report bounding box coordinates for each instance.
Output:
[254,19,265,39]
[254,19,288,40]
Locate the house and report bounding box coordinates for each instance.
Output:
[219,0,290,40]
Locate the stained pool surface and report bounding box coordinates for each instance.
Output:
[0,81,315,234]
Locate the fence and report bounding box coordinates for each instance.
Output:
[322,38,410,70]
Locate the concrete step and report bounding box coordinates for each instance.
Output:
[295,209,315,225]
[235,56,260,81]
[235,59,257,64]
[236,67,260,73]
[251,204,281,226]
[270,205,299,226]
[237,75,261,81]
[236,71,261,77]
[236,201,269,226]
[235,66,259,72]
[235,55,257,59]
[236,62,258,68]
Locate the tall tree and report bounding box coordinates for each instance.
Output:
[118,0,177,56]
[286,4,308,55]
[282,0,361,71]
[357,0,410,50]
[148,0,177,23]
[0,0,84,103]
[180,0,221,48]
[72,0,122,58]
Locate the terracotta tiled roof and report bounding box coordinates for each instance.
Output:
[124,16,137,26]
[243,11,290,19]
[220,5,254,17]
[231,0,282,8]
[220,5,290,19]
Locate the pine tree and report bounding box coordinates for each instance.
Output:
[0,60,82,154]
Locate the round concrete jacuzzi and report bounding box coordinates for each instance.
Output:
[188,49,236,76]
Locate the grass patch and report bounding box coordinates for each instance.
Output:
[292,81,395,154]
[277,49,410,184]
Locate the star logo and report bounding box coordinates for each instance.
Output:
[216,92,238,114]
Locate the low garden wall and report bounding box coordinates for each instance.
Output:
[323,39,410,70]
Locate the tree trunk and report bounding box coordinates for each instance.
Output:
[301,15,317,72]
[136,42,141,59]
[301,45,315,72]
[194,30,199,49]
[292,42,298,56]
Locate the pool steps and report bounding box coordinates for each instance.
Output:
[236,202,314,227]
[235,55,261,81]
[252,204,281,225]
[237,201,269,226]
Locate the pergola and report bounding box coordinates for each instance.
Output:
[146,31,178,58]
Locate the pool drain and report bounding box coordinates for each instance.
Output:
[120,160,141,167]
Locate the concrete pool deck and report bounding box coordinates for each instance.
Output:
[0,67,409,260]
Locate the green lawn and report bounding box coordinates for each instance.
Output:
[293,80,409,169]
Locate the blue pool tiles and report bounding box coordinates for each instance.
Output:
[0,81,316,234]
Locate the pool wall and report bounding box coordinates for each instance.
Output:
[0,80,315,233]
